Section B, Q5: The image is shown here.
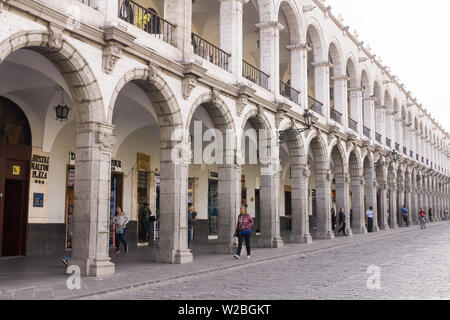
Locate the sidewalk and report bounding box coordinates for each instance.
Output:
[0,221,447,300]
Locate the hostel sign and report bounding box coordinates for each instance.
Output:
[31,154,49,183]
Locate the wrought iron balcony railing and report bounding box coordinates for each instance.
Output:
[308,96,323,116]
[280,81,299,104]
[348,117,358,132]
[386,138,391,148]
[375,132,382,144]
[330,108,342,125]
[119,0,175,45]
[192,33,230,71]
[363,126,371,138]
[243,60,269,90]
[78,0,96,8]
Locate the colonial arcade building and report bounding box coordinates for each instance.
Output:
[0,0,449,276]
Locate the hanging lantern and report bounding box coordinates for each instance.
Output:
[55,86,70,121]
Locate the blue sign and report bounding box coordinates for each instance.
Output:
[33,193,44,208]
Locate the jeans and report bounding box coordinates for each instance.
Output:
[141,221,149,242]
[188,227,192,249]
[237,232,251,256]
[63,251,72,261]
[403,215,409,226]
[367,217,373,232]
[115,228,127,251]
[338,222,346,236]
[429,217,433,223]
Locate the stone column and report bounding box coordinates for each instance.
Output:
[410,185,418,225]
[165,0,193,60]
[315,168,334,239]
[351,175,367,234]
[335,172,352,236]
[378,182,390,230]
[388,183,398,228]
[156,141,192,264]
[71,122,116,277]
[259,162,284,248]
[216,164,241,253]
[397,184,405,227]
[311,61,331,117]
[291,164,312,243]
[362,97,375,140]
[404,186,412,226]
[287,44,307,106]
[331,75,348,126]
[365,170,379,232]
[220,0,247,76]
[256,20,283,94]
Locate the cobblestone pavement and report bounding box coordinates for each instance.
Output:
[96,223,450,300]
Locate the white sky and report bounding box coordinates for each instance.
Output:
[326,0,450,135]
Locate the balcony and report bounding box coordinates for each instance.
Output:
[410,150,413,158]
[348,117,358,132]
[119,0,176,45]
[363,126,371,139]
[403,147,407,155]
[395,143,400,152]
[280,81,299,104]
[330,108,342,125]
[386,138,391,148]
[375,132,382,144]
[243,60,269,90]
[308,96,323,116]
[192,33,230,71]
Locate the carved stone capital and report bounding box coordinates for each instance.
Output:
[211,88,221,105]
[102,43,123,74]
[96,128,117,151]
[47,23,64,50]
[255,21,284,31]
[148,62,160,83]
[303,167,311,178]
[236,84,256,117]
[182,76,197,100]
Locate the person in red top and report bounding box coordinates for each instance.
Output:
[234,206,254,260]
[419,208,426,229]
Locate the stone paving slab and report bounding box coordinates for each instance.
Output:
[0,221,447,300]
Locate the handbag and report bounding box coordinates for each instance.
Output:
[116,225,124,234]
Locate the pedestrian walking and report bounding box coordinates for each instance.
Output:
[445,208,449,221]
[139,202,154,242]
[331,207,337,233]
[187,202,196,249]
[428,208,433,223]
[419,208,426,229]
[112,206,130,254]
[337,208,347,236]
[234,206,254,260]
[401,204,409,227]
[366,206,374,232]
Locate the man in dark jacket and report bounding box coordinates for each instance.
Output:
[188,202,196,249]
[337,208,347,236]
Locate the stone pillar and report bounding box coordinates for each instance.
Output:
[397,185,405,227]
[315,168,334,239]
[287,44,307,106]
[220,0,247,76]
[410,186,418,225]
[165,0,193,60]
[216,164,241,253]
[256,20,283,93]
[388,183,398,228]
[71,122,116,277]
[405,186,412,226]
[311,61,331,117]
[378,182,390,230]
[331,75,347,126]
[290,164,312,243]
[99,0,119,26]
[335,172,352,236]
[157,141,192,264]
[351,175,367,234]
[362,97,375,140]
[365,170,379,232]
[259,162,284,248]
